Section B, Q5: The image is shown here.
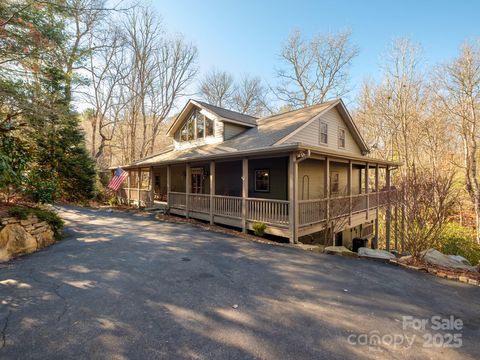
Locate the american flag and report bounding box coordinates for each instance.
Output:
[108,167,129,191]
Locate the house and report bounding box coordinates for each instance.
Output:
[118,98,400,247]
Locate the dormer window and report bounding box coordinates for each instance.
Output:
[179,109,215,143]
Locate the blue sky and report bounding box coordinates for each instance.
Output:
[153,0,479,104]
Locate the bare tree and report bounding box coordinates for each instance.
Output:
[397,168,457,261]
[274,29,359,109]
[198,70,235,108]
[434,41,480,244]
[355,38,427,176]
[232,75,271,116]
[85,24,129,161]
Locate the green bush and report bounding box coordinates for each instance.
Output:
[108,196,119,206]
[8,206,64,239]
[252,222,267,237]
[438,222,480,266]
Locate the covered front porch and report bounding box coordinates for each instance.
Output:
[119,150,397,244]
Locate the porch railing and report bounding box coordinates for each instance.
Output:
[298,190,396,226]
[298,199,327,226]
[169,191,187,209]
[213,195,242,218]
[246,198,289,226]
[188,193,210,213]
[167,189,397,228]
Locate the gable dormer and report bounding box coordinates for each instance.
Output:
[167,100,257,150]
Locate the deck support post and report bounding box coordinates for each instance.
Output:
[166,165,171,207]
[242,158,248,233]
[210,161,215,225]
[149,166,154,207]
[186,163,191,218]
[348,160,352,225]
[385,165,391,251]
[324,157,331,244]
[287,152,299,244]
[374,165,379,249]
[137,168,141,208]
[365,163,369,219]
[127,170,131,206]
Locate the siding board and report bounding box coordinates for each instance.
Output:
[288,107,362,155]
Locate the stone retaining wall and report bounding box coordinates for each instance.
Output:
[0,214,56,262]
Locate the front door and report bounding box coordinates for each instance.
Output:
[191,168,203,193]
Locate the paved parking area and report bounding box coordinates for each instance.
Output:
[0,205,479,359]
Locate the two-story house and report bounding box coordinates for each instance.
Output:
[118,98,400,247]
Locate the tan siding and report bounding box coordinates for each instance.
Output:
[288,107,362,155]
[298,159,362,199]
[224,122,248,140]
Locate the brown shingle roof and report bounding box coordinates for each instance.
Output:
[131,100,337,167]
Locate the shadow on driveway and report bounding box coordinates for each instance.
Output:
[0,205,479,359]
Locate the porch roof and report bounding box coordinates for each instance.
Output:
[123,141,401,169]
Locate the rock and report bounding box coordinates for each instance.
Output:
[358,247,396,260]
[36,229,55,248]
[31,226,49,235]
[459,276,469,283]
[468,279,479,286]
[20,219,32,226]
[447,255,471,267]
[325,246,357,257]
[422,249,476,271]
[33,221,48,229]
[0,224,37,260]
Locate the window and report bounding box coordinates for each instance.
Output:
[179,109,214,142]
[338,128,346,148]
[180,125,188,141]
[255,169,270,192]
[205,117,214,136]
[196,114,204,138]
[320,122,328,144]
[330,172,339,194]
[187,118,195,141]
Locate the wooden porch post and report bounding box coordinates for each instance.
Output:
[127,170,131,206]
[242,158,248,233]
[365,163,369,219]
[325,156,331,243]
[137,168,141,208]
[385,165,391,251]
[166,165,171,207]
[348,160,352,225]
[288,153,295,243]
[149,166,154,207]
[374,165,379,249]
[186,163,191,218]
[210,160,215,225]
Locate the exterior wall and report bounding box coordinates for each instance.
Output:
[170,164,186,192]
[248,157,288,200]
[288,107,362,155]
[298,159,324,199]
[224,122,249,140]
[215,160,242,196]
[298,159,363,199]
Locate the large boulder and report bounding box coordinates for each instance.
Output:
[0,224,38,261]
[358,247,396,260]
[422,249,476,271]
[325,246,357,257]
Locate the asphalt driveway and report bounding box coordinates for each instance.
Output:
[0,206,479,359]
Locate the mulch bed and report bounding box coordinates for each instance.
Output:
[0,201,38,218]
